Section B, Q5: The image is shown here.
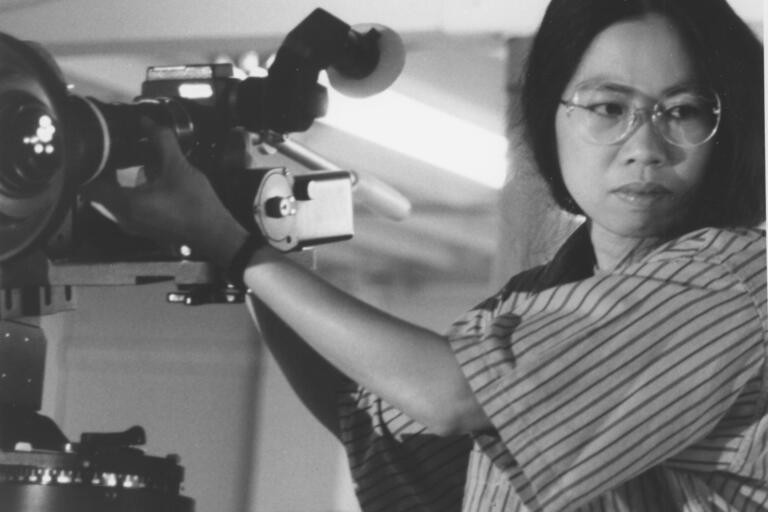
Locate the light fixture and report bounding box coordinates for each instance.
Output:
[318,74,507,189]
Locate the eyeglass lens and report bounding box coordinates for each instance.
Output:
[567,85,721,147]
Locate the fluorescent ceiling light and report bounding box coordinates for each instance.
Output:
[319,83,507,189]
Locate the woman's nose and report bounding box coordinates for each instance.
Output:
[619,114,670,167]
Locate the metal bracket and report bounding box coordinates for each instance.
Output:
[0,287,76,320]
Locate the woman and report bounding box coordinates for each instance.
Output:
[87,0,766,509]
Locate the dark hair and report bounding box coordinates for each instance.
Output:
[519,0,765,229]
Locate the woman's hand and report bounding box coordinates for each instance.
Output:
[83,122,250,267]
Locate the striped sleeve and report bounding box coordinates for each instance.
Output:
[450,228,767,511]
[337,380,472,512]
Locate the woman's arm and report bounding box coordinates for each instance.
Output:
[242,247,489,436]
[246,295,348,437]
[85,124,490,436]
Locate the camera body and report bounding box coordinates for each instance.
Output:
[4,60,353,309]
[48,61,354,265]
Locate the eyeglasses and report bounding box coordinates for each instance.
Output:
[559,84,722,148]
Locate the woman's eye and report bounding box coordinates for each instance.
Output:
[587,102,626,117]
[665,104,702,120]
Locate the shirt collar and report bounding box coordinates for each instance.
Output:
[534,222,596,291]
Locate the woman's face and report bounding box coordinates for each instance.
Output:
[555,14,714,239]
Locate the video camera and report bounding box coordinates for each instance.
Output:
[0,7,406,302]
[0,8,406,510]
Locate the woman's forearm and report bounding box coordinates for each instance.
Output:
[246,296,347,437]
[244,247,490,435]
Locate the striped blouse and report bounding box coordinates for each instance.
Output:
[338,225,768,511]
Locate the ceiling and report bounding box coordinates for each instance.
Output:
[0,0,761,289]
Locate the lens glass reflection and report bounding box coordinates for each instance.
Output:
[0,103,62,195]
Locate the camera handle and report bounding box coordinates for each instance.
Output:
[266,134,411,221]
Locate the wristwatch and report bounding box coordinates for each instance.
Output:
[225,235,265,289]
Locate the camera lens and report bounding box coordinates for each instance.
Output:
[0,94,62,197]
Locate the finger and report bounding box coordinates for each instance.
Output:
[82,172,133,222]
[84,173,165,236]
[141,117,190,176]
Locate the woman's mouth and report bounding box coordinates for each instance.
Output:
[611,182,672,206]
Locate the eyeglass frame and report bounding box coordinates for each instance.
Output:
[558,85,723,148]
